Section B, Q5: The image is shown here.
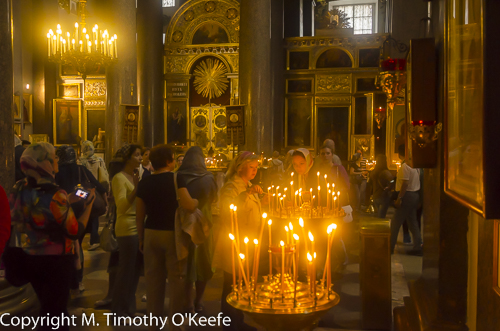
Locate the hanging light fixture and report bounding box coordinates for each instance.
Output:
[47,0,117,80]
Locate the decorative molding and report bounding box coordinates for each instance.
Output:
[316,74,351,93]
[166,0,240,46]
[84,81,106,97]
[85,100,105,107]
[227,54,239,72]
[285,34,388,50]
[165,56,193,74]
[165,45,239,56]
[315,95,351,104]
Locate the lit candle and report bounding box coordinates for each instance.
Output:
[253,239,259,287]
[79,39,83,52]
[294,190,298,210]
[308,232,315,263]
[244,237,250,282]
[293,233,299,287]
[272,194,275,214]
[327,185,331,210]
[229,233,237,290]
[307,252,313,293]
[234,206,240,251]
[299,218,309,253]
[317,186,321,208]
[333,196,337,216]
[71,39,75,51]
[281,240,285,301]
[238,253,251,291]
[337,191,341,212]
[317,171,320,189]
[75,22,79,44]
[313,252,317,299]
[290,181,294,203]
[285,226,290,245]
[267,187,271,214]
[289,222,294,242]
[322,224,333,289]
[268,219,273,277]
[47,33,51,57]
[113,34,117,58]
[279,197,283,219]
[311,196,315,218]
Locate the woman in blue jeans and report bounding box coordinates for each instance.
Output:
[370,154,393,218]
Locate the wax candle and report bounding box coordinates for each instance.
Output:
[229,233,236,290]
[333,196,338,216]
[234,206,240,250]
[317,186,321,208]
[313,252,317,299]
[267,187,271,213]
[238,253,250,291]
[307,252,313,294]
[311,196,315,218]
[290,181,294,202]
[322,224,333,290]
[244,237,250,282]
[317,172,320,189]
[268,220,273,277]
[281,241,285,301]
[253,239,259,288]
[285,226,290,245]
[299,218,309,253]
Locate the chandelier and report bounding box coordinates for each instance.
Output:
[47,0,117,80]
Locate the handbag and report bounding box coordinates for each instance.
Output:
[79,167,107,217]
[173,173,211,261]
[100,217,118,252]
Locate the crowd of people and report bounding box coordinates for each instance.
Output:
[0,135,423,331]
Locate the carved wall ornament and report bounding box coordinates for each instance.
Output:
[85,81,106,97]
[315,95,351,104]
[227,55,239,72]
[226,8,239,19]
[205,1,216,12]
[316,74,351,93]
[173,31,183,43]
[85,100,105,107]
[184,10,195,21]
[166,56,192,73]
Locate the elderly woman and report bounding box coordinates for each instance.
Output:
[7,143,94,331]
[176,146,218,313]
[214,152,263,331]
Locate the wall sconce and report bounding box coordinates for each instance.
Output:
[374,107,387,129]
[25,84,30,90]
[409,120,442,148]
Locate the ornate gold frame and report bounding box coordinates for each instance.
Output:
[313,47,355,70]
[22,93,33,124]
[314,103,352,157]
[52,99,82,146]
[350,134,375,161]
[83,107,105,141]
[164,99,189,146]
[287,50,311,71]
[58,83,81,99]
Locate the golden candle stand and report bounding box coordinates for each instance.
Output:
[227,212,345,331]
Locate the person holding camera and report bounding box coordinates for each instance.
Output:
[7,142,95,331]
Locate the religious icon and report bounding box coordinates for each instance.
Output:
[167,101,187,145]
[316,49,352,68]
[286,97,313,147]
[192,22,229,44]
[229,113,239,123]
[53,99,81,145]
[194,115,207,128]
[13,95,21,120]
[214,114,226,128]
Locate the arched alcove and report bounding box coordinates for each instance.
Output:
[316,48,353,68]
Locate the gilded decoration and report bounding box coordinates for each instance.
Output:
[85,100,105,107]
[84,81,106,98]
[193,58,229,99]
[316,74,351,93]
[166,56,193,73]
[315,95,351,104]
[166,0,240,46]
[205,1,216,12]
[227,54,239,72]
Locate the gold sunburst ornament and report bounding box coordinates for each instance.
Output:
[193,59,229,100]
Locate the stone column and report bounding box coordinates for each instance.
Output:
[106,0,137,163]
[137,0,164,147]
[0,0,14,191]
[239,0,273,154]
[271,0,285,152]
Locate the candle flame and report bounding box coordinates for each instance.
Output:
[230,204,234,210]
[229,233,235,240]
[295,190,298,195]
[299,188,302,192]
[276,186,280,190]
[324,174,327,179]
[234,206,238,211]
[327,183,330,188]
[314,252,317,259]
[332,183,335,189]
[285,226,289,232]
[310,188,312,193]
[254,239,258,245]
[244,237,249,244]
[313,195,316,199]
[293,234,299,240]
[299,218,304,227]
[262,213,267,219]
[337,191,340,196]
[268,219,272,225]
[334,196,337,201]
[332,223,337,230]
[318,186,320,191]
[289,222,293,231]
[280,240,285,247]
[239,253,245,260]
[308,232,314,242]
[290,181,293,185]
[291,172,294,177]
[268,187,271,191]
[317,172,320,176]
[327,225,333,234]
[307,252,312,261]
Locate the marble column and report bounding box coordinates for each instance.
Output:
[239,0,273,154]
[106,0,137,163]
[137,0,164,147]
[0,0,14,191]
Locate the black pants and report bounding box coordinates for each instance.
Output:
[28,254,74,331]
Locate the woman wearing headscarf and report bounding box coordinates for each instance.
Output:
[214,151,263,331]
[7,142,95,331]
[110,144,143,317]
[55,145,106,291]
[370,154,393,218]
[177,146,218,313]
[78,141,109,251]
[291,148,315,190]
[80,140,110,192]
[136,144,198,331]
